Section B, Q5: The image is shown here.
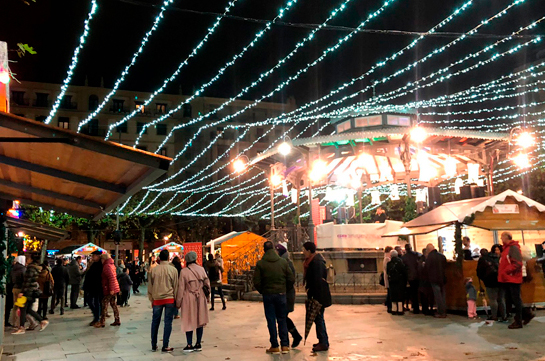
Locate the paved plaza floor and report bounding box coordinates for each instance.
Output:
[3,286,545,361]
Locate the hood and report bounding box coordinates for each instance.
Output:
[15,255,26,266]
[262,249,281,262]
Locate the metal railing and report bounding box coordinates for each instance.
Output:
[294,272,384,294]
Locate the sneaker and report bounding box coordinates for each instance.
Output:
[193,343,202,352]
[499,317,509,323]
[183,345,194,353]
[48,310,54,315]
[26,323,39,331]
[11,327,25,335]
[162,347,174,353]
[222,305,227,310]
[152,346,157,352]
[281,346,290,354]
[266,347,281,354]
[39,320,49,332]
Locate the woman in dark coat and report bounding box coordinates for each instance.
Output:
[387,250,408,315]
[276,244,302,348]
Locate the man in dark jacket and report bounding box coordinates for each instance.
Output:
[67,256,82,309]
[424,243,447,318]
[253,241,295,355]
[402,244,420,314]
[83,251,103,326]
[303,242,332,353]
[50,258,69,315]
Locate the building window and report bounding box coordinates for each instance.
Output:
[60,95,76,109]
[88,95,99,111]
[159,148,167,156]
[336,120,351,133]
[156,124,167,136]
[111,99,125,113]
[35,115,46,122]
[58,117,70,129]
[34,93,49,107]
[136,145,148,152]
[182,104,192,117]
[155,103,167,115]
[116,122,128,134]
[82,119,99,136]
[11,91,26,105]
[136,122,147,135]
[135,101,145,113]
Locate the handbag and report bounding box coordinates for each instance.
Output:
[43,271,53,297]
[379,272,385,287]
[188,266,210,298]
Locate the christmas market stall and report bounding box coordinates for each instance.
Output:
[383,189,545,310]
[152,242,184,260]
[72,242,107,256]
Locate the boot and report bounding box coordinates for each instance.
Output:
[110,319,121,326]
[508,316,523,329]
[290,328,302,348]
[222,299,227,310]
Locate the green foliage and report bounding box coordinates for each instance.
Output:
[16,43,37,57]
[403,197,417,223]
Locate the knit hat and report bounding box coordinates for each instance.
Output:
[275,243,287,256]
[185,251,197,264]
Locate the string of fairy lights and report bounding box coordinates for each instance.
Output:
[42,0,545,219]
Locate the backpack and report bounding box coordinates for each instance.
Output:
[42,270,52,297]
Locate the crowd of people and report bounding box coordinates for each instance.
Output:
[382,232,535,329]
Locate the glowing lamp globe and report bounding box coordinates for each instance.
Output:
[410,127,427,143]
[513,152,530,169]
[233,159,246,173]
[270,174,282,186]
[0,70,10,85]
[515,132,535,149]
[278,142,292,156]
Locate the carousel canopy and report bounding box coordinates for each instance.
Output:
[383,190,545,236]
[152,242,183,254]
[250,126,510,190]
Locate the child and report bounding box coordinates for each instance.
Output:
[117,268,133,307]
[465,277,478,319]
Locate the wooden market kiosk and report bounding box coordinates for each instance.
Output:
[384,189,545,310]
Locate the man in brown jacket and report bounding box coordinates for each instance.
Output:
[148,250,179,353]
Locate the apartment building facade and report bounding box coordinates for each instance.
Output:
[9,81,297,179]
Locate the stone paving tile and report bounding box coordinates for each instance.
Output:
[5,286,545,360]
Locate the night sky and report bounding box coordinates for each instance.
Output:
[2,0,545,107]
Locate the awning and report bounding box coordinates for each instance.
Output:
[72,242,107,255]
[152,242,183,254]
[0,112,171,220]
[5,215,68,241]
[206,231,240,248]
[382,224,450,237]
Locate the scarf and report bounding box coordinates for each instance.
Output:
[303,253,316,279]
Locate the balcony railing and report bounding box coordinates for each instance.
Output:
[59,102,78,110]
[32,100,52,107]
[11,99,29,106]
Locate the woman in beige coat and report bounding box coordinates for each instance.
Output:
[176,251,210,353]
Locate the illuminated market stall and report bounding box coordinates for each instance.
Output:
[152,242,184,259]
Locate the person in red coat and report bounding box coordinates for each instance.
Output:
[95,253,121,327]
[498,232,523,329]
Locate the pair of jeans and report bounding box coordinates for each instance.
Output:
[408,280,420,313]
[431,283,446,316]
[314,307,329,347]
[485,286,505,319]
[20,296,42,327]
[50,286,65,313]
[70,284,80,308]
[186,327,203,345]
[262,294,289,348]
[151,303,176,349]
[211,286,225,309]
[501,283,522,323]
[38,298,48,319]
[88,294,102,322]
[117,291,130,306]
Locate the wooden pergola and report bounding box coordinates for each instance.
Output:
[0,112,171,220]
